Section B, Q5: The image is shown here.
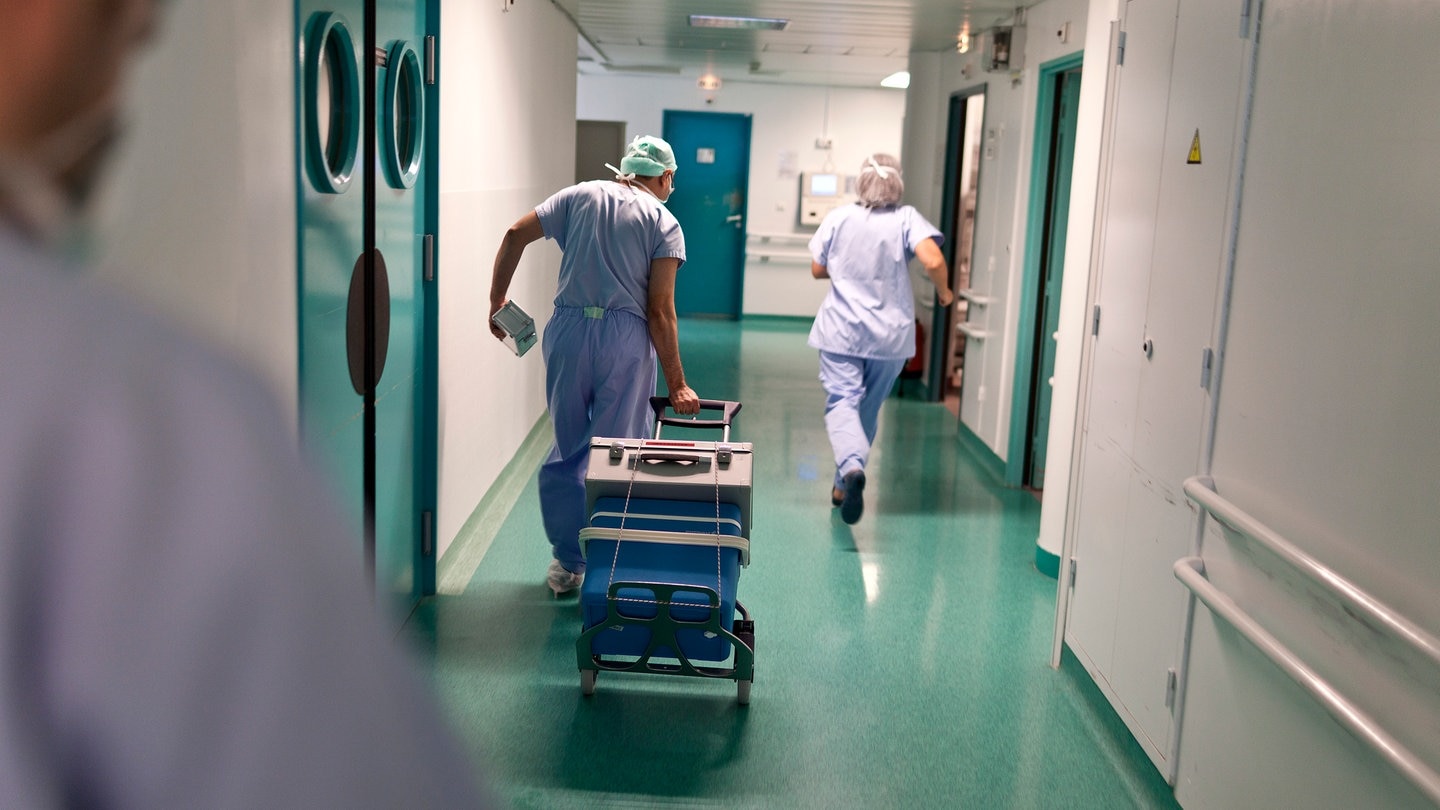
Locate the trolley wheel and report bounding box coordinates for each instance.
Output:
[580,669,596,696]
[737,679,752,705]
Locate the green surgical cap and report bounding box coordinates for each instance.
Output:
[619,136,677,176]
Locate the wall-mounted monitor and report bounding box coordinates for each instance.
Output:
[808,173,839,196]
[798,171,854,225]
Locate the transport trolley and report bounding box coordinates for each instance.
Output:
[576,398,757,704]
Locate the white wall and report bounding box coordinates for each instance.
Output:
[94,1,299,425]
[436,1,577,557]
[902,0,1091,460]
[576,75,907,318]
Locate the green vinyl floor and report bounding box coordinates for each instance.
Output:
[405,318,1178,809]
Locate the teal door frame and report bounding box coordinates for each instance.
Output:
[1005,52,1084,488]
[418,0,439,598]
[929,84,988,402]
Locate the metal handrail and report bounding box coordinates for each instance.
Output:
[744,251,811,264]
[956,288,994,306]
[956,322,990,340]
[1182,476,1440,670]
[1174,557,1440,805]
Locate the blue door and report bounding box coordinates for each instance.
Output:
[662,111,752,319]
[297,1,437,614]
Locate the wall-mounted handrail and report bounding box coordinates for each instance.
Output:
[957,288,993,306]
[1183,476,1440,671]
[745,251,812,264]
[1174,557,1440,805]
[747,232,811,244]
[956,322,990,341]
[746,233,813,264]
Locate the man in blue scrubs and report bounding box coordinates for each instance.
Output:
[810,154,954,524]
[490,136,700,595]
[0,2,490,806]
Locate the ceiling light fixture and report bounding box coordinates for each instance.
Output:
[880,71,910,89]
[688,14,789,30]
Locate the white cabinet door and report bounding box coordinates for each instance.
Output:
[1065,0,1248,772]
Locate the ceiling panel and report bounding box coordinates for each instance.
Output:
[570,0,1029,87]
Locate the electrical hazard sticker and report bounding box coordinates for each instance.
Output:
[1187,129,1202,164]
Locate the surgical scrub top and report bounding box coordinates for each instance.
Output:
[808,203,944,360]
[535,180,686,319]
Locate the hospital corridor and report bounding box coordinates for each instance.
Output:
[405,318,1176,807]
[16,0,1435,807]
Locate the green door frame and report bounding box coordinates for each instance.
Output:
[928,85,988,402]
[1004,52,1084,487]
[417,0,440,597]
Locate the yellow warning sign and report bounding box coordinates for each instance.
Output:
[1187,129,1202,164]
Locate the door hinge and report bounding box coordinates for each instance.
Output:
[1239,0,1255,39]
[1116,30,1127,66]
[421,509,434,557]
[1200,346,1214,390]
[1068,557,1079,587]
[1091,304,1102,337]
[1165,667,1178,709]
[423,234,435,282]
[425,35,437,85]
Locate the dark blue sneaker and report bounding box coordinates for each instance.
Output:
[840,470,866,524]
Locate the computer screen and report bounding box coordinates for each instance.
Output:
[808,173,839,196]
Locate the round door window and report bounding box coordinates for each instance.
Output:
[304,13,360,194]
[382,40,425,190]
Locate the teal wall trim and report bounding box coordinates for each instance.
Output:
[1005,51,1085,487]
[1059,646,1180,806]
[957,420,1005,485]
[436,415,552,594]
[1035,543,1061,578]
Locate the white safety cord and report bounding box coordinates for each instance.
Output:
[605,162,662,202]
[864,156,898,179]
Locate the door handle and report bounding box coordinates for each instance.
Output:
[724,214,742,223]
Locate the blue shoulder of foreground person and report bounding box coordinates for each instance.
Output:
[0,227,495,808]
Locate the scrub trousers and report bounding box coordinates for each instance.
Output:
[540,307,656,574]
[819,351,908,490]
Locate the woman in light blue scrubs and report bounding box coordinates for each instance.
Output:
[809,154,955,524]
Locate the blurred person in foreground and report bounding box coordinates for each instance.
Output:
[809,153,954,525]
[0,2,490,806]
[489,135,700,597]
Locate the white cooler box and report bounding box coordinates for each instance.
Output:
[584,416,753,538]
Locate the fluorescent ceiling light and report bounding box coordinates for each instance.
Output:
[688,15,789,30]
[881,71,910,89]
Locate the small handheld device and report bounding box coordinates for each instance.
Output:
[491,300,537,357]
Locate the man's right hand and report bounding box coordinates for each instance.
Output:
[668,385,701,415]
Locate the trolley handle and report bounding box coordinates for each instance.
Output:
[648,397,742,441]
